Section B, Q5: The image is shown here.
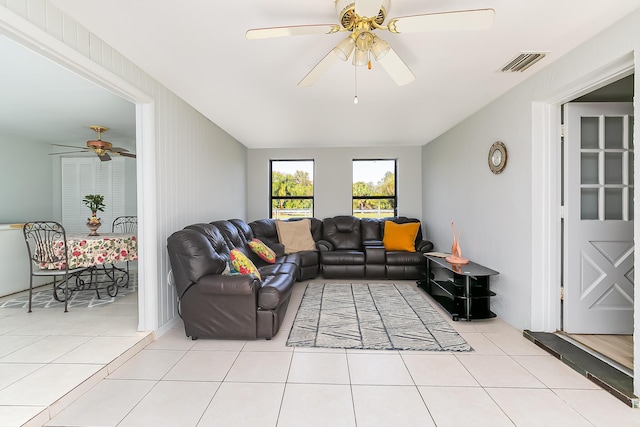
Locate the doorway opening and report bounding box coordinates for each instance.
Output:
[559,74,635,375]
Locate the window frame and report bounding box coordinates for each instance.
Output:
[352,158,398,218]
[270,159,315,219]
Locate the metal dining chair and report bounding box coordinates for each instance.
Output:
[111,215,137,286]
[112,215,137,234]
[22,221,91,313]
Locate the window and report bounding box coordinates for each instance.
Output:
[352,159,397,218]
[270,160,314,219]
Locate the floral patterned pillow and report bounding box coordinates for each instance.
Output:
[229,249,261,281]
[248,238,276,264]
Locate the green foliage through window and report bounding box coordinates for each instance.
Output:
[353,159,397,218]
[270,160,314,219]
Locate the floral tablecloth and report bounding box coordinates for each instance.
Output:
[39,233,138,270]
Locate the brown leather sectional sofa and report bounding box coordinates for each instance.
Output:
[166,216,433,340]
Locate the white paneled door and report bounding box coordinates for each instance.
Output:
[563,102,634,334]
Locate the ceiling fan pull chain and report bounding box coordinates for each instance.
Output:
[353,64,358,105]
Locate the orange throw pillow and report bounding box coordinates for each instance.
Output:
[382,221,420,252]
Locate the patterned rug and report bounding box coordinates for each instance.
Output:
[0,273,137,310]
[287,283,472,351]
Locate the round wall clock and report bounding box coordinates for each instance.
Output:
[488,141,507,174]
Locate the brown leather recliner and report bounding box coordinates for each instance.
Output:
[167,221,296,340]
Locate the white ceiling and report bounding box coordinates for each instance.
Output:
[0,36,136,152]
[15,1,640,149]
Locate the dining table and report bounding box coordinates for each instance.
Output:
[39,232,138,297]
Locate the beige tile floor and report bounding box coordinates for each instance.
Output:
[1,279,640,426]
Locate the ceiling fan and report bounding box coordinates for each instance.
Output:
[51,126,136,161]
[246,0,495,87]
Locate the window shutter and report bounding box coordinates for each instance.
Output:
[62,158,127,233]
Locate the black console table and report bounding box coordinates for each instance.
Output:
[421,255,499,321]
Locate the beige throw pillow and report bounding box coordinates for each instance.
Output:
[275,219,317,254]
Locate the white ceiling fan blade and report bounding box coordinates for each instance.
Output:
[298,50,339,87]
[246,24,338,40]
[355,0,384,19]
[377,48,415,86]
[390,8,495,33]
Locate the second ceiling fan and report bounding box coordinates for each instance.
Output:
[51,125,136,162]
[246,0,495,87]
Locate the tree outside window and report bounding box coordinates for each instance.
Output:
[352,159,397,218]
[270,160,314,219]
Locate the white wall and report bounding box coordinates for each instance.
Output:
[247,146,423,222]
[0,0,248,331]
[0,131,55,223]
[422,9,640,334]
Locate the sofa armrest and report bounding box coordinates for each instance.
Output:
[196,274,261,296]
[416,240,434,253]
[317,239,334,252]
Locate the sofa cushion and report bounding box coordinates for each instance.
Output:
[259,262,299,277]
[275,219,317,253]
[248,238,276,263]
[386,251,425,266]
[211,220,246,249]
[184,223,230,257]
[230,249,262,281]
[320,250,366,265]
[361,218,383,241]
[322,216,361,250]
[382,221,420,252]
[167,229,227,286]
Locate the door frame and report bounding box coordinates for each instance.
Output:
[531,52,636,389]
[0,6,159,332]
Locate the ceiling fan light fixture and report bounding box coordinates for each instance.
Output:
[334,36,355,61]
[352,48,369,66]
[371,36,390,60]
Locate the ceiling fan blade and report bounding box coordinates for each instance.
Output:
[118,152,137,158]
[389,8,495,33]
[377,48,415,86]
[298,50,339,87]
[52,143,89,150]
[246,24,338,40]
[109,146,129,153]
[97,152,111,161]
[355,0,384,19]
[49,150,89,155]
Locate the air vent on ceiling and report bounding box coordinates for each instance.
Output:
[500,52,546,73]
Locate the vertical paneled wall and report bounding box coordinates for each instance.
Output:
[0,0,247,330]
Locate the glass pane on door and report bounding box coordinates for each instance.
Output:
[604,188,623,220]
[581,153,599,184]
[581,189,599,220]
[604,152,623,184]
[604,116,623,149]
[580,117,599,149]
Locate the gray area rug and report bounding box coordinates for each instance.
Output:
[287,283,472,351]
[0,272,137,310]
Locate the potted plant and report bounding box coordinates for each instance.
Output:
[83,194,105,235]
